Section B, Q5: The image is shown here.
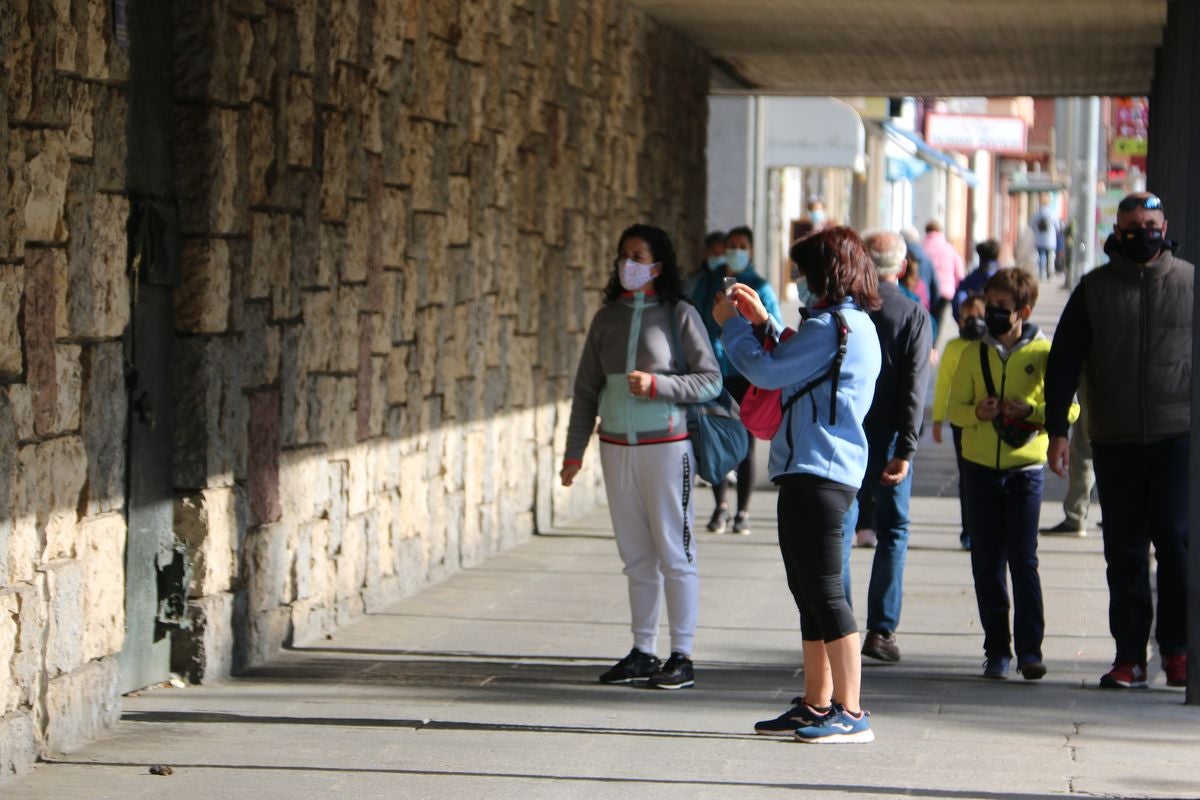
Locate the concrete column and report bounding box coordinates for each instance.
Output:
[1080,97,1101,277]
[1147,0,1200,704]
[706,96,756,231]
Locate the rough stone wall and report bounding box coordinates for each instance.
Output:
[1,0,130,778]
[0,0,709,779]
[169,0,709,676]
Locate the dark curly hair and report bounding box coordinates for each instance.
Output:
[603,224,688,305]
[789,226,882,311]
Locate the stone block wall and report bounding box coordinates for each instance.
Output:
[1,0,131,778]
[169,0,709,673]
[0,0,709,779]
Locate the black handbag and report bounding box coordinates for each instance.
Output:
[978,342,1042,448]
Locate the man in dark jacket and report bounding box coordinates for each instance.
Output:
[1045,192,1192,690]
[842,231,933,663]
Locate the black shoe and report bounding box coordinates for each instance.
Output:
[754,696,832,736]
[599,648,660,684]
[707,507,730,533]
[861,630,901,662]
[1018,657,1047,680]
[1039,519,1086,537]
[648,652,694,689]
[730,511,751,535]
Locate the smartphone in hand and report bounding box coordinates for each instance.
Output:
[722,276,738,296]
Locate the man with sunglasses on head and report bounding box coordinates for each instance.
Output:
[1044,192,1193,690]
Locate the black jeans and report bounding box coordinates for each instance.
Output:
[712,375,756,512]
[1091,437,1190,663]
[776,473,858,643]
[961,463,1045,661]
[952,425,970,546]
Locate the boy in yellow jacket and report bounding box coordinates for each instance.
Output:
[948,268,1077,680]
[932,294,987,550]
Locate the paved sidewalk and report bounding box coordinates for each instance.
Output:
[10,280,1200,799]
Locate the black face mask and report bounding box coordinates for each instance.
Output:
[984,305,1014,337]
[1117,227,1165,263]
[961,316,987,341]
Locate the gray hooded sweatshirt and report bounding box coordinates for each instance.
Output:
[565,291,722,464]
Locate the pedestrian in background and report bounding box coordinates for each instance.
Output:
[842,231,932,665]
[1040,390,1095,537]
[716,226,882,744]
[691,225,781,535]
[922,221,965,334]
[931,294,987,551]
[953,239,1001,322]
[901,226,941,313]
[685,230,727,295]
[1045,192,1192,689]
[1031,195,1059,281]
[948,268,1073,681]
[562,224,722,691]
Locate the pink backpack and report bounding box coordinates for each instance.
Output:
[739,311,850,440]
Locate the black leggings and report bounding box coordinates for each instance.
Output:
[712,375,756,511]
[776,473,859,642]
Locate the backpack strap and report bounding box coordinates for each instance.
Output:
[666,302,689,374]
[978,341,998,398]
[780,310,851,423]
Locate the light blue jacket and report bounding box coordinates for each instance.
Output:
[691,266,781,377]
[721,302,881,488]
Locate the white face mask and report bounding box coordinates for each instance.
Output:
[619,258,657,291]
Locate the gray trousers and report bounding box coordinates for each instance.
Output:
[1063,403,1096,526]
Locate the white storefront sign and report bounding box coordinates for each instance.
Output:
[763,97,866,172]
[924,113,1027,154]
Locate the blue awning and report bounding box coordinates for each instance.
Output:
[886,154,928,182]
[881,122,979,187]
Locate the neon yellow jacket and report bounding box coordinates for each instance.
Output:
[932,336,972,423]
[948,328,1078,470]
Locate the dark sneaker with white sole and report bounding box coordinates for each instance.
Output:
[707,507,730,533]
[754,696,832,735]
[730,511,752,535]
[648,652,694,689]
[599,648,660,685]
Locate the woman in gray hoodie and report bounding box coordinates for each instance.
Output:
[561,224,722,690]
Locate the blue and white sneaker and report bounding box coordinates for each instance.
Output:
[753,696,831,736]
[794,704,874,744]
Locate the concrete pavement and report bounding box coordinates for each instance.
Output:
[9,279,1199,800]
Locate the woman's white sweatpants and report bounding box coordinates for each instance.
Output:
[599,439,699,657]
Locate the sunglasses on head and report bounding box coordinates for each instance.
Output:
[1118,194,1163,212]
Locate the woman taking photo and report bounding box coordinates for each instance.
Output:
[714,226,882,743]
[561,224,722,690]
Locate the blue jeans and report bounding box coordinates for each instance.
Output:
[961,462,1045,661]
[841,433,913,634]
[1036,247,1055,279]
[1091,437,1189,663]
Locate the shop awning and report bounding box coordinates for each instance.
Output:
[880,122,980,187]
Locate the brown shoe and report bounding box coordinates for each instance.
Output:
[861,630,901,663]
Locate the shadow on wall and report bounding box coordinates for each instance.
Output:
[0,0,710,778]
